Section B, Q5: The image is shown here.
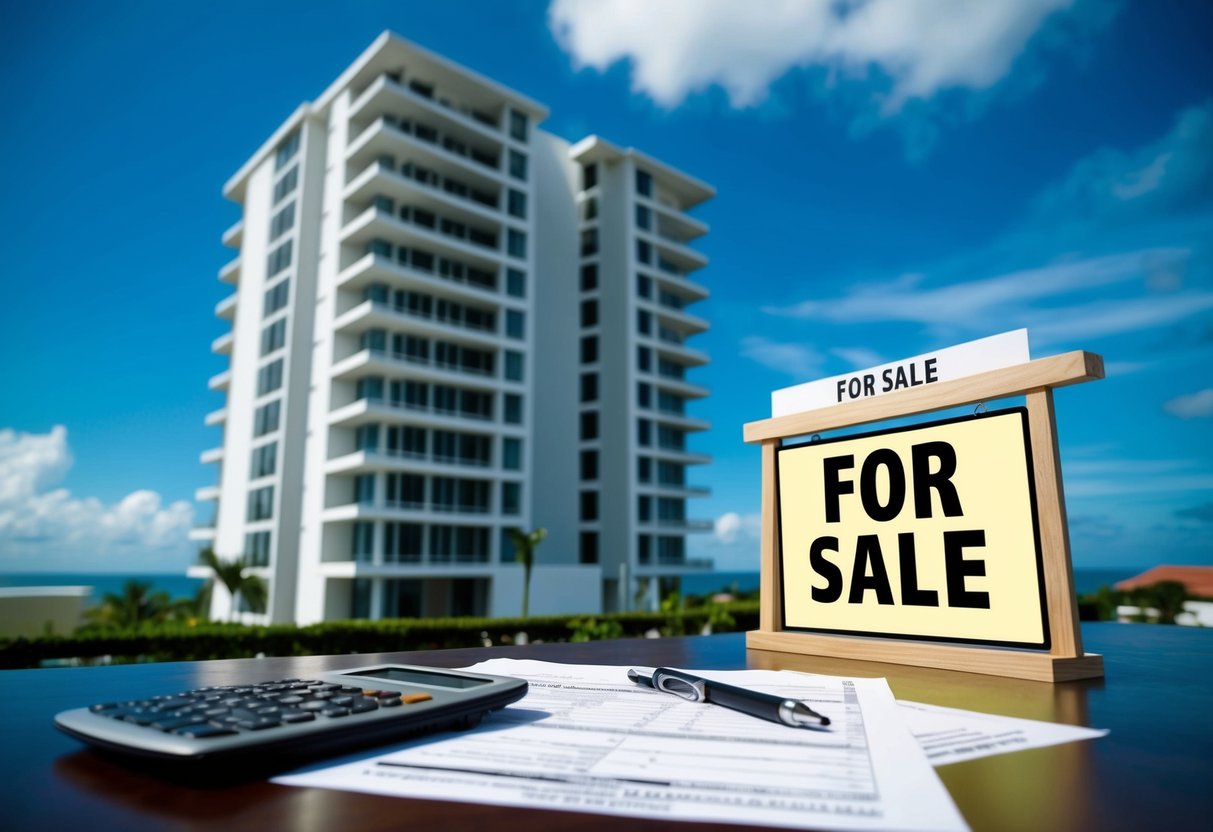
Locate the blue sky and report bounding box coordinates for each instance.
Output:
[1,0,1210,574]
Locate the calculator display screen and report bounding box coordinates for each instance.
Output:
[343,667,493,688]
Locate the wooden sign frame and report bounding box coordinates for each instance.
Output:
[744,350,1105,682]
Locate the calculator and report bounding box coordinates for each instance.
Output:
[54,664,527,769]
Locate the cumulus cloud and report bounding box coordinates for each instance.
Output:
[0,426,194,570]
[548,0,1073,112]
[1163,389,1213,419]
[689,511,764,570]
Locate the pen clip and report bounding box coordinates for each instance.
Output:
[651,668,707,703]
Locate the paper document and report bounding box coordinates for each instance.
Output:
[898,700,1108,766]
[276,659,968,832]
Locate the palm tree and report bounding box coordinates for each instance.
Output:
[506,527,547,617]
[84,580,174,629]
[199,548,267,621]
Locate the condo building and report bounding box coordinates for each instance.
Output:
[189,32,713,624]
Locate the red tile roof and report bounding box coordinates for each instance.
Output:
[1115,566,1213,598]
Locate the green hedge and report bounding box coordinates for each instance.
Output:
[0,602,760,669]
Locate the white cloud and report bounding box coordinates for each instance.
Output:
[692,511,764,571]
[0,426,194,570]
[1163,389,1213,419]
[549,0,1072,112]
[739,335,825,379]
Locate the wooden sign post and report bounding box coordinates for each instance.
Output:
[744,350,1105,682]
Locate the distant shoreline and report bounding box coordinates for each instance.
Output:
[0,567,1146,607]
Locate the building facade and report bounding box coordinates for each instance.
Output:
[190,32,713,624]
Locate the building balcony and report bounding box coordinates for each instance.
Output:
[341,207,502,275]
[645,301,709,335]
[640,482,711,499]
[327,394,517,434]
[344,160,503,233]
[635,558,715,577]
[646,336,709,368]
[211,331,234,356]
[218,256,241,285]
[647,410,711,433]
[319,500,501,525]
[647,374,710,400]
[215,292,238,321]
[200,447,224,465]
[646,265,709,302]
[345,125,503,208]
[316,561,503,579]
[207,369,231,392]
[330,348,501,390]
[204,407,227,426]
[194,485,220,502]
[336,252,500,304]
[333,299,501,348]
[642,233,708,274]
[222,221,244,250]
[645,199,709,244]
[646,446,711,466]
[348,73,505,167]
[325,449,499,478]
[639,518,714,533]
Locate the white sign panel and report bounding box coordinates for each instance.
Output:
[771,329,1031,417]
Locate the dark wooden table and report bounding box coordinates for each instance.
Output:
[3,623,1210,831]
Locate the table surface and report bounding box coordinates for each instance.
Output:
[3,622,1210,832]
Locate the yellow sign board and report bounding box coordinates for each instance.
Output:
[777,408,1048,648]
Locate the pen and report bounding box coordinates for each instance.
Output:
[628,667,831,729]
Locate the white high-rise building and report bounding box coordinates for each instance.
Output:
[190,32,713,624]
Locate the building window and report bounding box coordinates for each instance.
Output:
[638,456,652,483]
[245,530,272,567]
[507,189,527,219]
[637,310,652,335]
[358,376,384,402]
[269,201,296,241]
[506,310,525,340]
[638,534,652,564]
[638,419,652,446]
[580,228,598,257]
[253,400,281,437]
[508,149,527,181]
[250,442,277,479]
[579,531,599,564]
[637,346,652,372]
[503,437,522,470]
[384,523,423,564]
[263,279,290,316]
[580,373,598,403]
[275,130,300,171]
[506,268,526,298]
[502,482,521,515]
[386,473,424,508]
[505,350,524,381]
[267,239,293,277]
[581,264,598,291]
[509,109,528,142]
[638,495,652,523]
[504,393,522,424]
[580,336,598,364]
[260,318,287,356]
[636,204,651,230]
[247,485,274,521]
[575,451,597,482]
[580,490,598,521]
[636,168,652,197]
[636,239,651,264]
[257,359,284,396]
[273,166,298,203]
[637,383,651,408]
[582,163,597,191]
[507,228,527,259]
[637,273,652,298]
[352,523,374,564]
[582,197,598,222]
[581,299,598,328]
[353,474,376,505]
[580,410,599,440]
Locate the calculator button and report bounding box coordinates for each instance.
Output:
[280,711,316,724]
[299,700,326,712]
[151,715,207,732]
[350,698,379,714]
[236,717,281,731]
[401,694,433,705]
[321,706,350,718]
[278,695,304,705]
[330,695,355,707]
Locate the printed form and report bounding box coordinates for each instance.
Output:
[276,659,968,832]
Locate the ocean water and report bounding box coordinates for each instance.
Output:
[0,567,1143,610]
[0,573,207,607]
